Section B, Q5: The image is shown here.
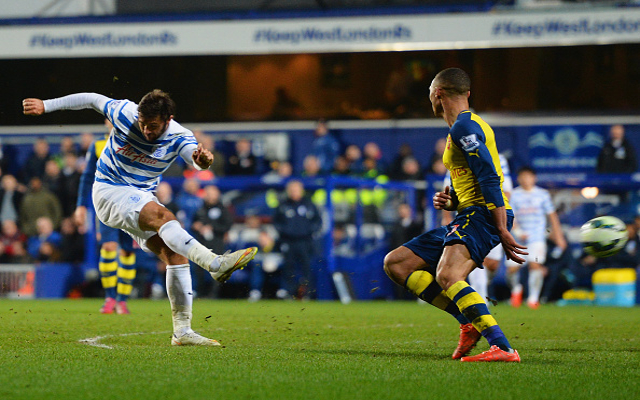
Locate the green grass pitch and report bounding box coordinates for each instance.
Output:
[1,299,638,400]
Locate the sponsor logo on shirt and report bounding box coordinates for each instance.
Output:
[116,144,159,165]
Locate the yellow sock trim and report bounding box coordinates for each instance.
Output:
[99,261,118,273]
[472,315,498,331]
[445,280,469,300]
[101,276,117,288]
[100,249,118,260]
[406,271,434,296]
[117,283,133,296]
[457,291,485,310]
[117,267,137,280]
[119,254,136,266]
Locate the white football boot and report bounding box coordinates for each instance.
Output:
[210,247,258,283]
[171,331,221,346]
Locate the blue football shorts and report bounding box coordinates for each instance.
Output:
[404,206,514,270]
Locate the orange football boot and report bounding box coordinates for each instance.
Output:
[510,290,523,308]
[460,345,521,362]
[452,323,482,360]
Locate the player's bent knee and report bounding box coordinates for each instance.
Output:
[101,241,118,252]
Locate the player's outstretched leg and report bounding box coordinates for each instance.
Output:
[157,220,257,282]
[166,264,220,347]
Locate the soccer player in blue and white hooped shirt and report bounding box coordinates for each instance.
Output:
[506,166,566,309]
[23,91,257,346]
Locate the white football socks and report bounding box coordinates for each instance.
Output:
[468,267,489,305]
[166,264,193,337]
[158,220,220,272]
[508,270,523,295]
[528,268,544,304]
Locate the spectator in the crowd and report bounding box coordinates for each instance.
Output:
[192,185,233,257]
[273,180,322,299]
[174,178,204,229]
[0,219,29,263]
[60,153,81,217]
[344,145,364,174]
[596,124,638,173]
[311,119,340,175]
[53,136,78,167]
[59,217,84,263]
[155,181,180,217]
[241,215,281,302]
[270,86,304,120]
[20,177,63,236]
[332,155,351,176]
[389,143,414,180]
[27,216,62,262]
[194,130,226,178]
[361,157,381,179]
[302,155,322,178]
[389,203,423,251]
[183,163,215,182]
[42,159,63,201]
[22,138,51,183]
[227,139,258,176]
[0,174,25,224]
[427,137,447,174]
[263,161,293,183]
[363,142,387,173]
[78,132,95,160]
[191,185,233,297]
[398,157,424,181]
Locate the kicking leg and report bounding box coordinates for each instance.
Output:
[139,202,256,282]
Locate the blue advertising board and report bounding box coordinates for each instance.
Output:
[528,125,605,173]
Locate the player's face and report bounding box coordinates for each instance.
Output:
[138,114,170,141]
[517,171,536,190]
[429,81,444,117]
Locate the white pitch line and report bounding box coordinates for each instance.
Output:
[79,331,172,349]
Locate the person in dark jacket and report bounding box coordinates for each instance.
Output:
[596,124,638,173]
[273,180,322,299]
[191,185,233,297]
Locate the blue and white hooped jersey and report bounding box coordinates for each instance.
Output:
[509,185,555,243]
[97,99,198,192]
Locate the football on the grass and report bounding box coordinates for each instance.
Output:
[580,216,628,258]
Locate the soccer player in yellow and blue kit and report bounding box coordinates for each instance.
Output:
[384,68,527,362]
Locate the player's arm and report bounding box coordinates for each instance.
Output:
[23,93,111,116]
[178,137,213,171]
[450,126,526,262]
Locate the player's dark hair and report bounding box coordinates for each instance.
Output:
[434,68,471,96]
[517,166,537,176]
[138,89,175,121]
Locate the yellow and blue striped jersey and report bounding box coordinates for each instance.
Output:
[442,111,511,212]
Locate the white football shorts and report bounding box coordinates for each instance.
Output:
[506,240,547,268]
[485,243,504,261]
[92,181,162,252]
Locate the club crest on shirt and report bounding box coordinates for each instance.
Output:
[152,147,167,158]
[460,134,480,152]
[128,195,141,203]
